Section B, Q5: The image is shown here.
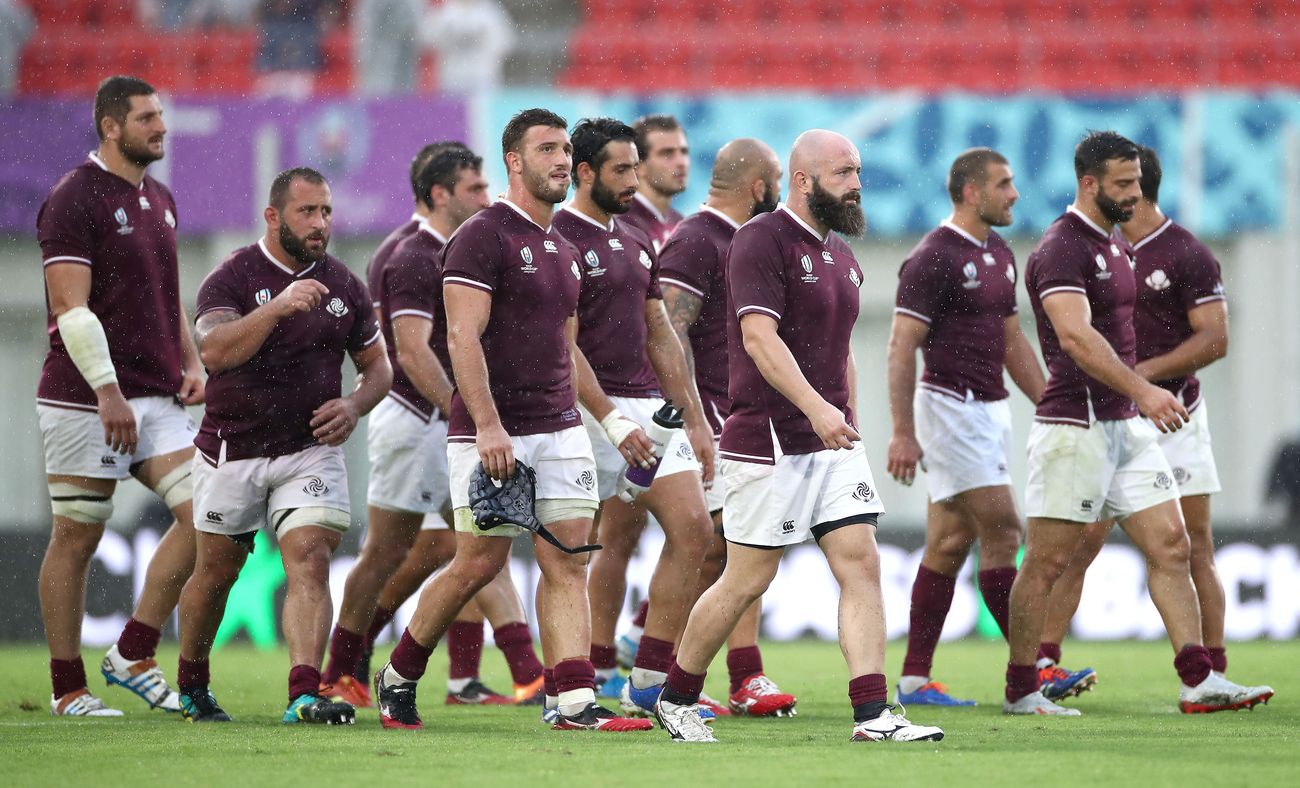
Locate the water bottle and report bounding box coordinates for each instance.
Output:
[618,400,683,502]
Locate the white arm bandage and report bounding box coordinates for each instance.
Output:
[600,408,641,448]
[56,306,118,390]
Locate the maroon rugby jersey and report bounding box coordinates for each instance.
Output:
[622,193,683,253]
[721,206,864,462]
[441,200,584,439]
[554,206,662,399]
[1026,207,1138,425]
[657,206,737,434]
[1129,218,1225,412]
[896,222,1019,402]
[194,241,381,461]
[365,213,421,309]
[37,153,183,409]
[379,221,450,421]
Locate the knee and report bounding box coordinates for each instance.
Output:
[448,551,506,587]
[1021,550,1070,585]
[1149,528,1191,570]
[928,530,976,564]
[48,523,102,559]
[288,546,333,586]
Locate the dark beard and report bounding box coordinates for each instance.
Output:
[591,177,629,215]
[279,222,327,265]
[526,166,568,205]
[807,177,865,237]
[118,135,163,167]
[751,182,778,218]
[1095,191,1134,224]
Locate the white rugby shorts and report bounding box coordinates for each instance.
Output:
[1157,400,1221,498]
[447,425,599,538]
[1025,417,1179,523]
[366,396,451,515]
[38,396,197,480]
[192,443,352,537]
[705,436,725,513]
[721,441,885,548]
[914,388,1013,502]
[581,395,701,501]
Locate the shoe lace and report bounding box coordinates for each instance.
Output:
[745,675,782,696]
[675,705,713,738]
[78,693,109,712]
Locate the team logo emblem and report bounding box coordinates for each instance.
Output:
[114,207,133,235]
[849,268,861,287]
[780,519,795,534]
[1145,269,1171,291]
[1094,253,1111,279]
[639,250,653,269]
[206,511,224,524]
[577,470,595,491]
[1006,263,1016,283]
[327,297,348,317]
[962,261,980,289]
[255,288,272,305]
[821,250,835,264]
[801,254,814,273]
[1111,243,1121,257]
[983,252,996,266]
[585,249,601,268]
[303,476,329,497]
[1173,467,1190,485]
[851,482,874,503]
[139,195,152,210]
[521,247,533,264]
[1080,499,1094,512]
[164,209,176,228]
[571,260,581,280]
[1212,281,1225,296]
[100,455,117,467]
[1154,472,1173,490]
[676,442,694,460]
[543,240,558,253]
[608,238,624,251]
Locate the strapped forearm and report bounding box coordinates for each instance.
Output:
[57,306,117,390]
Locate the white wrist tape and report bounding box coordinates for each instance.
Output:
[56,306,117,390]
[600,409,641,447]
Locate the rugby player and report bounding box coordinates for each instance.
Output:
[323,145,543,708]
[887,148,1090,705]
[372,108,651,732]
[552,117,715,719]
[1005,131,1270,715]
[365,142,455,314]
[621,114,688,253]
[38,75,204,717]
[174,167,392,724]
[654,130,944,744]
[1034,144,1274,710]
[657,137,798,716]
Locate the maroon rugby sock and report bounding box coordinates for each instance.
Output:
[901,565,956,678]
[633,635,674,674]
[322,625,364,684]
[389,628,435,682]
[543,668,557,698]
[726,645,764,695]
[661,662,706,707]
[1005,662,1040,703]
[288,664,321,702]
[366,606,396,648]
[849,673,888,722]
[1174,644,1213,688]
[590,643,618,671]
[494,622,543,685]
[978,567,1017,640]
[553,659,596,694]
[116,617,162,661]
[1038,642,1062,665]
[447,621,484,681]
[50,657,87,699]
[177,656,209,690]
[631,600,649,628]
[1208,646,1227,674]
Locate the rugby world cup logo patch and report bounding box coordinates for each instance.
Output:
[326,297,348,317]
[801,254,814,273]
[255,288,272,306]
[114,207,133,235]
[962,261,980,289]
[585,249,600,268]
[1095,253,1112,279]
[521,247,533,264]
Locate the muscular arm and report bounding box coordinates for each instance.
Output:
[847,350,858,428]
[310,338,392,446]
[177,296,205,404]
[660,283,703,382]
[196,278,328,372]
[1004,315,1046,404]
[444,283,501,431]
[393,315,454,413]
[740,313,858,450]
[645,298,715,480]
[885,314,929,482]
[570,319,617,422]
[1134,301,1229,383]
[1041,292,1187,431]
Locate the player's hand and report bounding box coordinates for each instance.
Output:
[95,384,137,455]
[887,432,924,486]
[685,417,716,488]
[1135,384,1188,433]
[311,397,360,446]
[477,422,515,480]
[178,365,206,405]
[270,279,329,318]
[601,409,655,469]
[809,400,859,450]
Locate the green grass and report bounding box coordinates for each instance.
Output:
[2,639,1296,787]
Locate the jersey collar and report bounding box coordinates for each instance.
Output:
[258,237,318,278]
[88,151,146,191]
[700,204,742,230]
[559,203,615,232]
[633,192,667,222]
[940,219,987,248]
[498,198,551,233]
[417,218,449,246]
[1131,217,1174,250]
[1066,204,1113,240]
[778,203,828,243]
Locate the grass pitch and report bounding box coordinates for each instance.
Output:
[2,639,1295,787]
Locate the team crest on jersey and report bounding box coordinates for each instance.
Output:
[1094,253,1111,279]
[164,209,176,228]
[1006,263,1016,283]
[326,297,348,317]
[608,238,624,251]
[849,268,861,287]
[961,261,980,289]
[983,252,996,266]
[639,250,652,269]
[139,195,152,210]
[571,260,581,280]
[255,288,272,305]
[1110,243,1122,257]
[1145,269,1171,291]
[114,207,133,235]
[821,250,835,264]
[543,240,558,254]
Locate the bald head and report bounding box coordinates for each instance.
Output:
[789,130,858,183]
[788,129,864,237]
[710,138,779,192]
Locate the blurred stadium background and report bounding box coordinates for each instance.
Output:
[1,1,1299,647]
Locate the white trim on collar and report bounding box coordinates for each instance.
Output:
[700,204,741,230]
[410,211,423,223]
[257,238,317,278]
[559,204,614,232]
[498,198,550,232]
[417,218,449,246]
[778,204,828,243]
[1066,205,1112,239]
[88,151,145,191]
[633,192,667,222]
[940,219,987,248]
[1132,217,1174,251]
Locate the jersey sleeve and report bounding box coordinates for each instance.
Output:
[728,224,787,322]
[643,243,663,300]
[894,250,950,326]
[441,218,499,294]
[36,178,98,267]
[657,227,718,301]
[195,262,246,319]
[1027,237,1089,301]
[346,273,383,352]
[1177,236,1226,310]
[384,246,438,322]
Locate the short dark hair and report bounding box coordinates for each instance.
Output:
[409,141,464,202]
[1074,130,1140,180]
[570,117,637,180]
[1136,144,1162,203]
[632,114,682,160]
[501,108,568,165]
[269,167,328,211]
[414,145,483,209]
[93,75,156,141]
[947,147,1009,203]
